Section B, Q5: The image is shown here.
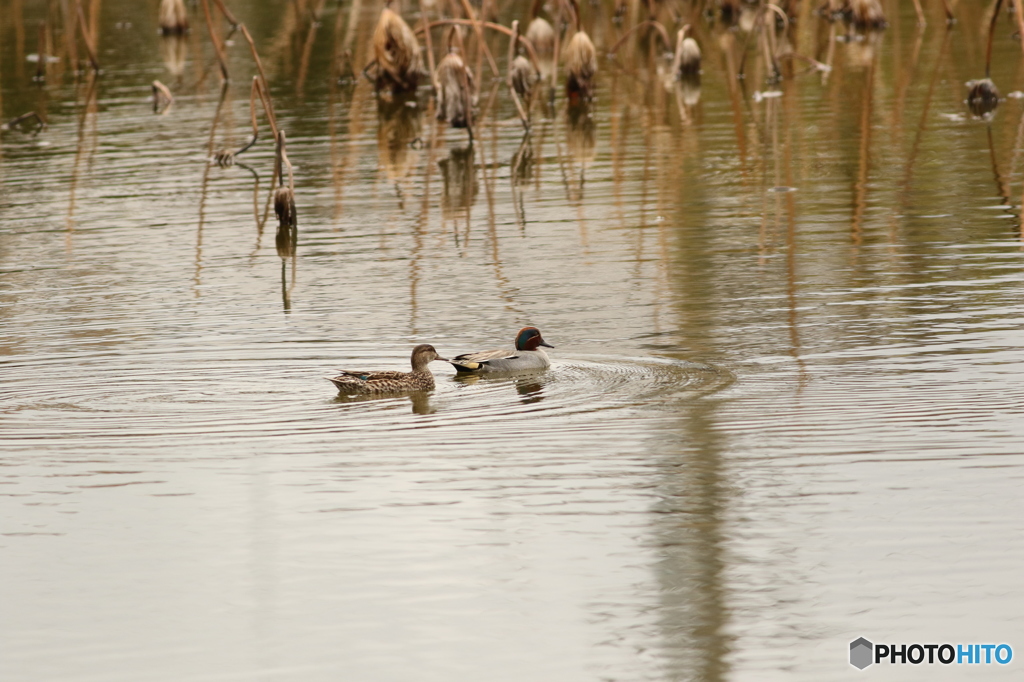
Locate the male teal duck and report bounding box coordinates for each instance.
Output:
[448,327,553,373]
[327,344,448,394]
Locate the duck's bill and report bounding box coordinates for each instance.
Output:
[434,356,450,362]
[540,342,554,348]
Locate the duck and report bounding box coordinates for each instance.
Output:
[327,344,448,394]
[448,327,553,373]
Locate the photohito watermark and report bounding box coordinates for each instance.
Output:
[850,638,1013,670]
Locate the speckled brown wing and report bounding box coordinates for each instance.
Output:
[328,370,435,394]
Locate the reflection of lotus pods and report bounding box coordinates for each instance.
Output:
[677,75,701,107]
[564,31,597,102]
[439,145,478,216]
[275,222,297,259]
[566,104,596,167]
[372,8,424,93]
[377,95,422,183]
[435,51,476,129]
[159,0,189,35]
[159,34,187,77]
[967,79,999,117]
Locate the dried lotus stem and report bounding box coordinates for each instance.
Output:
[152,80,174,113]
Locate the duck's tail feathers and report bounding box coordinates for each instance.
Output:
[450,360,484,373]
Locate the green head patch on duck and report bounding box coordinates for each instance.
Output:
[515,327,553,351]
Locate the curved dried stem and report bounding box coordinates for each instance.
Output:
[416,19,542,73]
[608,19,671,55]
[240,24,278,137]
[457,0,500,77]
[75,0,99,71]
[151,80,174,113]
[764,2,789,30]
[986,0,1004,79]
[211,0,239,28]
[200,0,230,81]
[1,111,46,134]
[508,20,530,131]
[419,0,437,91]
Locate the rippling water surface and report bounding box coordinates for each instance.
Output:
[3,0,1024,680]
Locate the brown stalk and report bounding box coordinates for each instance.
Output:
[240,24,278,137]
[911,0,925,26]
[215,76,262,164]
[986,0,1003,79]
[608,19,671,55]
[151,80,174,113]
[508,20,530,131]
[200,0,230,81]
[420,0,437,91]
[63,0,80,69]
[1,111,46,134]
[36,21,47,82]
[738,6,779,82]
[276,131,295,194]
[75,0,99,71]
[941,0,955,23]
[550,7,562,108]
[211,0,240,28]
[457,0,500,77]
[1013,0,1024,59]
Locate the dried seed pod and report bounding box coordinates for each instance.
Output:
[967,79,999,117]
[672,27,701,78]
[159,0,189,35]
[372,8,424,93]
[564,31,597,102]
[510,55,537,102]
[435,50,476,130]
[525,17,555,57]
[274,131,297,229]
[849,0,886,28]
[275,186,297,229]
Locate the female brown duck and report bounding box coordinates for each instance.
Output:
[327,344,448,394]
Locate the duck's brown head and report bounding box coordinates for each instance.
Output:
[411,344,448,371]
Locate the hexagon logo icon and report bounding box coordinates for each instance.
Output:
[850,637,874,670]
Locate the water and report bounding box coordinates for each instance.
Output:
[3,1,1024,679]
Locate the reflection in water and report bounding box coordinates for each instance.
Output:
[514,378,544,404]
[510,134,532,229]
[195,82,232,296]
[377,93,423,204]
[452,371,548,405]
[672,74,701,124]
[439,143,477,241]
[159,34,187,81]
[333,390,435,415]
[842,29,883,71]
[276,214,297,313]
[652,404,729,682]
[565,103,596,170]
